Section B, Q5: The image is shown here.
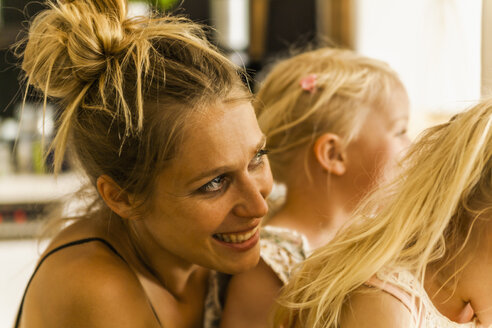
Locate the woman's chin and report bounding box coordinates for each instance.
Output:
[213,245,262,274]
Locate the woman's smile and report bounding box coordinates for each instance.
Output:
[212,224,260,250]
[139,102,273,274]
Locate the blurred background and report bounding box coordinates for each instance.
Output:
[0,0,490,326]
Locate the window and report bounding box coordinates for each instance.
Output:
[353,0,482,132]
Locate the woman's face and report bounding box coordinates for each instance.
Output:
[141,102,273,274]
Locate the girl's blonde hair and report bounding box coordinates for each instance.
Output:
[255,48,404,182]
[274,99,492,327]
[17,0,249,221]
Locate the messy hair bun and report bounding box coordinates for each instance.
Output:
[22,0,130,98]
[19,0,248,213]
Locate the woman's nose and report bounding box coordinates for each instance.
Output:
[233,166,272,218]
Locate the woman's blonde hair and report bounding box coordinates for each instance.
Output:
[255,48,404,182]
[274,99,492,327]
[17,0,249,222]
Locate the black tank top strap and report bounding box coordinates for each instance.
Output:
[14,237,162,328]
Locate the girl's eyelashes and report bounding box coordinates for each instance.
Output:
[198,174,228,194]
[250,148,270,168]
[397,128,407,136]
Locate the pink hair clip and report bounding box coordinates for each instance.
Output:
[300,74,317,93]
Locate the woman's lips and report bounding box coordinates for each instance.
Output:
[213,225,259,243]
[212,225,260,251]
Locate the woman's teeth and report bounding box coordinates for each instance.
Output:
[214,226,258,243]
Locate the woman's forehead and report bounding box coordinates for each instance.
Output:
[164,102,264,179]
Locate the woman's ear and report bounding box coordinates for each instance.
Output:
[96,175,135,219]
[313,133,346,176]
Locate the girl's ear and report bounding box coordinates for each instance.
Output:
[96,175,135,219]
[313,133,346,176]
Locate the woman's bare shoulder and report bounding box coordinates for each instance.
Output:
[340,286,414,328]
[21,226,159,327]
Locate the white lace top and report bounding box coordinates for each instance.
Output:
[203,271,230,328]
[371,270,478,328]
[259,226,311,284]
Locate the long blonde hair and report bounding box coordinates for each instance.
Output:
[255,48,404,183]
[17,0,249,222]
[274,99,492,327]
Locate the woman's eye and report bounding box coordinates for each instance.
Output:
[198,175,227,193]
[250,148,270,167]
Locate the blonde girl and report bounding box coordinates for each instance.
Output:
[14,0,273,327]
[274,99,492,327]
[220,48,410,327]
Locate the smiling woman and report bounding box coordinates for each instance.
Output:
[13,0,272,327]
[138,102,271,276]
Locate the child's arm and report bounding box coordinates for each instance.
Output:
[340,288,414,328]
[220,259,283,328]
[460,224,492,326]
